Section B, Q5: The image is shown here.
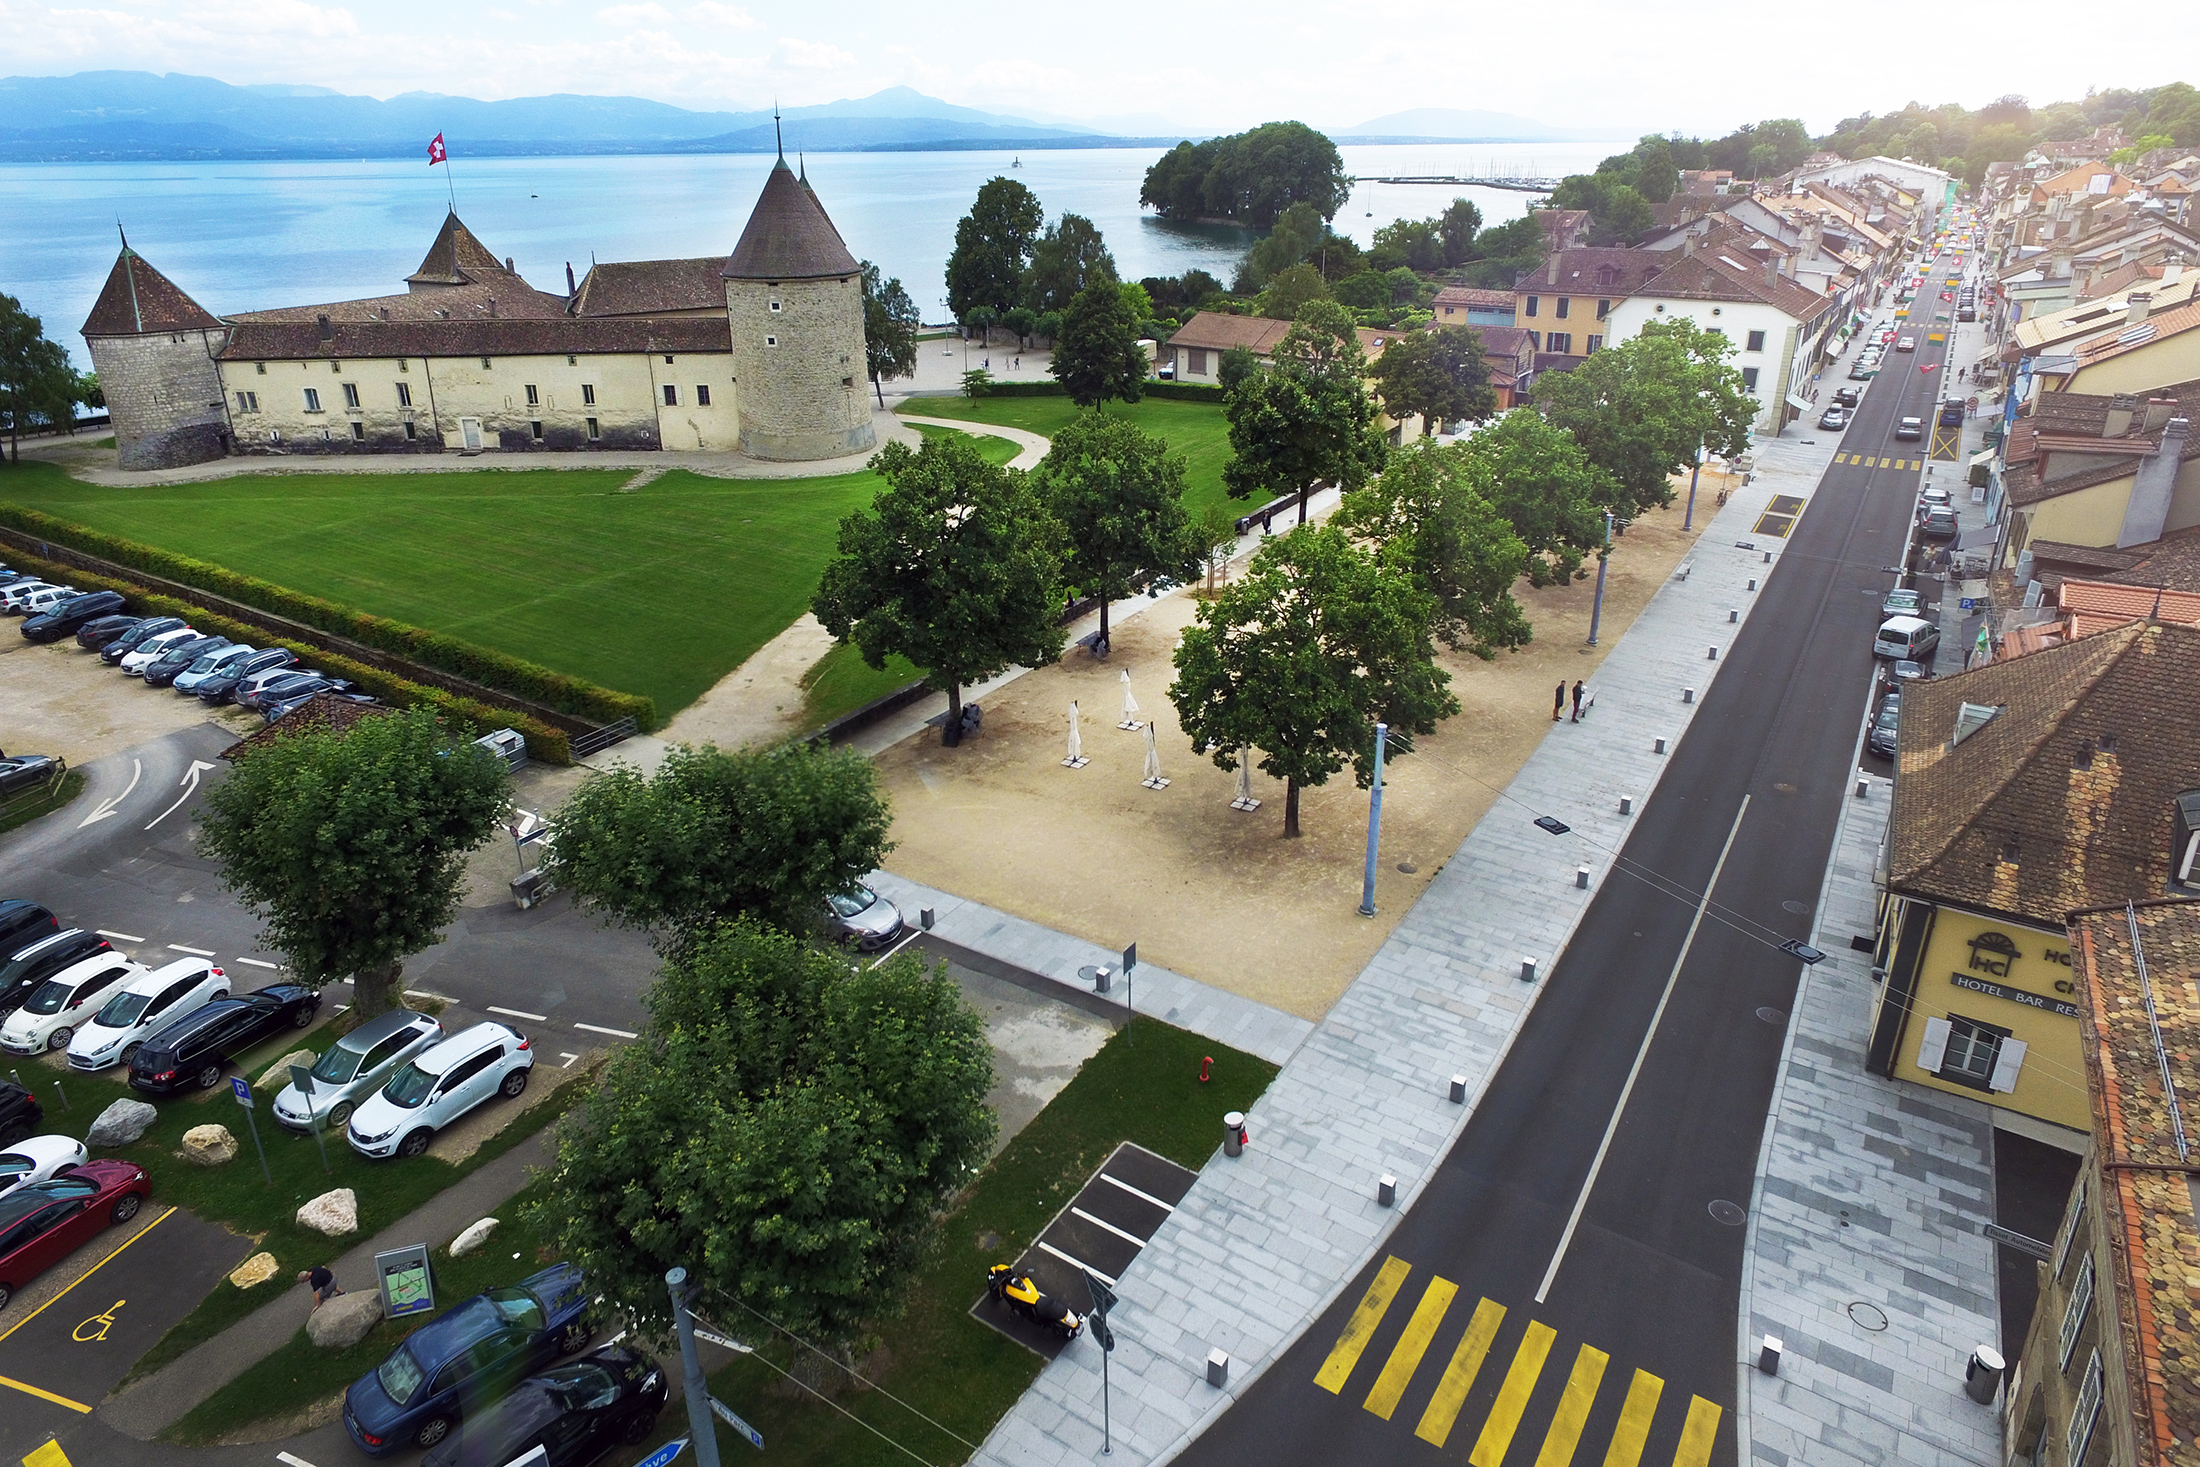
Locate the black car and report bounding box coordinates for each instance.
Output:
[100,616,187,665]
[195,647,295,704]
[141,636,232,688]
[1939,401,1964,427]
[0,755,61,799]
[22,591,128,643]
[0,1080,42,1147]
[127,983,321,1094]
[1866,691,1902,758]
[239,670,331,712]
[0,903,56,966]
[418,1346,666,1467]
[0,930,113,1017]
[74,614,143,651]
[1833,387,1861,408]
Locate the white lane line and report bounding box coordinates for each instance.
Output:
[1035,1240,1115,1285]
[488,1005,549,1023]
[863,928,925,969]
[572,1022,638,1039]
[277,1452,323,1467]
[167,943,216,956]
[96,930,146,944]
[1533,793,1753,1305]
[558,1052,580,1068]
[1098,1171,1176,1213]
[145,760,217,831]
[1070,1206,1151,1249]
[402,989,455,1003]
[77,757,142,828]
[237,957,280,970]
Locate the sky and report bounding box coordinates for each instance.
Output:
[3,0,2189,138]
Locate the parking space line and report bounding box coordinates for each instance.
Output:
[1069,1205,1151,1249]
[95,930,145,944]
[237,957,279,970]
[276,1452,323,1467]
[166,944,215,957]
[0,1206,176,1346]
[488,1006,549,1023]
[1035,1240,1114,1284]
[0,1372,91,1413]
[573,1022,638,1039]
[1098,1171,1175,1212]
[559,1052,580,1068]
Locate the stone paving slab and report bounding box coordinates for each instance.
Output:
[969,428,1843,1466]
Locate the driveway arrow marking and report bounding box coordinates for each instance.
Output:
[76,758,142,828]
[145,761,217,831]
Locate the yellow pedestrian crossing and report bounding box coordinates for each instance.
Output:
[1312,1255,1724,1467]
[1831,453,1925,469]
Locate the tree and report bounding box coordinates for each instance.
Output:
[1588,185,1654,245]
[1456,409,1614,586]
[1217,345,1261,392]
[196,707,507,1017]
[1368,327,1497,435]
[1256,262,1330,319]
[0,294,78,463]
[960,367,994,398]
[1141,122,1349,227]
[1335,441,1531,659]
[1050,276,1148,408]
[1458,215,1542,289]
[860,261,920,409]
[531,921,994,1356]
[1369,217,1444,273]
[1223,300,1387,526]
[546,741,893,954]
[1532,317,1753,518]
[1193,501,1239,594]
[945,177,1044,324]
[1438,198,1483,264]
[1170,525,1456,838]
[1033,412,1201,649]
[1026,214,1117,314]
[813,434,1066,745]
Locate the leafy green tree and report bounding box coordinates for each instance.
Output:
[1458,215,1543,288]
[1590,185,1655,245]
[0,294,78,462]
[1256,262,1331,319]
[196,707,507,1017]
[531,921,994,1355]
[1026,213,1118,314]
[1142,122,1350,227]
[859,261,920,408]
[1627,138,1677,202]
[1456,409,1614,586]
[946,176,1044,324]
[1193,500,1239,594]
[1170,525,1456,838]
[813,434,1066,744]
[960,367,995,398]
[1223,300,1386,526]
[1335,441,1530,659]
[547,741,893,953]
[1217,344,1261,392]
[1368,327,1496,435]
[1532,317,1753,518]
[1369,217,1444,273]
[1051,276,1148,408]
[1438,198,1482,264]
[1033,412,1200,648]
[1003,306,1039,350]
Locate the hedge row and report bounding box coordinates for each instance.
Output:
[3,548,572,763]
[970,380,1229,403]
[0,505,655,731]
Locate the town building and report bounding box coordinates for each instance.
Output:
[1509,248,1670,370]
[1430,286,1516,329]
[1997,382,2196,568]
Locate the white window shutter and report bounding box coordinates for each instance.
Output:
[1990,1038,2029,1093]
[1917,1017,1952,1073]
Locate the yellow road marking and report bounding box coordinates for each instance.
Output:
[1470,1319,1557,1467]
[1415,1296,1506,1447]
[1532,1345,1610,1467]
[0,1373,91,1413]
[0,1205,174,1347]
[1601,1369,1665,1467]
[1673,1396,1723,1467]
[1364,1276,1457,1419]
[24,1442,77,1467]
[1314,1255,1412,1394]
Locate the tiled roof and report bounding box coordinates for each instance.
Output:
[2025,540,2150,576]
[2068,297,2200,373]
[227,281,569,326]
[80,248,222,336]
[1515,248,1669,297]
[2058,577,2200,636]
[2099,525,2200,593]
[1432,286,1516,310]
[1469,325,1537,358]
[723,161,859,281]
[1633,251,1831,322]
[2068,899,2200,1467]
[221,692,393,759]
[215,315,732,362]
[2005,382,2200,506]
[406,212,525,288]
[1166,312,1292,355]
[1888,621,2200,925]
[572,257,729,317]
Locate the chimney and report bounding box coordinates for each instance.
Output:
[2143,398,2178,432]
[505,256,514,272]
[487,296,498,318]
[2128,289,2154,325]
[2117,417,2192,547]
[2104,395,2137,437]
[1684,231,1697,258]
[566,262,577,297]
[1547,255,1561,285]
[316,313,332,342]
[1766,259,1780,287]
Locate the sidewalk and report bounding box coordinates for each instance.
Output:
[971,430,1843,1465]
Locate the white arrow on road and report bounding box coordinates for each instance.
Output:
[76,758,143,828]
[146,761,218,831]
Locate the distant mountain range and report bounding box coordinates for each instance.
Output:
[1331,107,1619,143]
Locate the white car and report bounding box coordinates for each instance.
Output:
[119,627,200,675]
[1919,485,1952,509]
[346,1021,534,1160]
[171,645,259,696]
[0,1135,87,1199]
[1,953,151,1056]
[0,581,61,613]
[15,585,75,617]
[66,958,229,1071]
[235,665,312,704]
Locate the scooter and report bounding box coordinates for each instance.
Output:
[987,1264,1084,1339]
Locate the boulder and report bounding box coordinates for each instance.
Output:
[448,1217,499,1258]
[228,1252,281,1290]
[86,1098,159,1148]
[256,1048,317,1092]
[296,1188,358,1237]
[181,1124,238,1167]
[306,1290,383,1349]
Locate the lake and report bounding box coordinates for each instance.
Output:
[0,142,1603,368]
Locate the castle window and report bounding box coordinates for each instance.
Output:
[664,355,675,364]
[481,357,493,369]
[770,300,782,312]
[843,377,853,388]
[586,417,601,441]
[255,362,267,375]
[342,383,361,409]
[663,385,678,407]
[582,384,596,405]
[321,427,333,441]
[530,420,544,441]
[765,335,777,347]
[170,334,184,345]
[567,355,577,367]
[350,422,366,442]
[331,361,341,373]
[234,391,259,414]
[403,421,417,441]
[525,384,540,406]
[396,382,412,408]
[696,385,711,407]
[302,387,323,413]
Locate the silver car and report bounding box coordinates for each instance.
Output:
[824,883,905,951]
[273,1007,443,1133]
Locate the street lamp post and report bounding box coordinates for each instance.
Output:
[1359,723,1387,918]
[1586,511,1615,647]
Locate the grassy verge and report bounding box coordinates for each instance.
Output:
[798,642,923,729]
[0,769,85,838]
[900,397,1233,521]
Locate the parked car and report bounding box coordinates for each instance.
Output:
[1817,406,1849,430]
[274,1007,443,1133]
[0,1080,43,1146]
[0,901,57,964]
[418,1345,667,1467]
[0,581,61,614]
[74,613,143,651]
[0,755,62,800]
[238,668,329,711]
[1939,400,1964,427]
[0,930,115,1018]
[67,958,230,1072]
[1892,658,1929,681]
[99,616,186,663]
[342,1264,593,1455]
[171,643,259,696]
[1849,360,1879,381]
[194,647,295,704]
[23,590,128,642]
[126,983,321,1095]
[9,585,73,618]
[0,952,151,1056]
[0,1161,150,1310]
[1919,485,1953,509]
[1882,587,1924,616]
[824,883,904,950]
[1896,335,1917,352]
[1895,417,1923,441]
[1833,387,1861,408]
[346,1021,534,1160]
[1957,305,1977,321]
[261,680,354,721]
[1875,614,1941,661]
[142,636,234,689]
[1867,691,1902,757]
[1920,507,1960,539]
[117,627,202,675]
[0,1135,86,1200]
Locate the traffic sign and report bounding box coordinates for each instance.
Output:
[637,1440,688,1467]
[1083,1266,1117,1316]
[1121,941,1137,976]
[709,1397,765,1450]
[229,1077,253,1108]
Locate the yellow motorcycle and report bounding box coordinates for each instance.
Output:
[986,1264,1084,1340]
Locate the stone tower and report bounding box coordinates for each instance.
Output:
[722,157,874,461]
[80,243,230,470]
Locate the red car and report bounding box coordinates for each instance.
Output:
[0,1159,149,1308]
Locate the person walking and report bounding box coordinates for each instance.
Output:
[1554,682,1566,721]
[1570,681,1586,722]
[299,1264,344,1307]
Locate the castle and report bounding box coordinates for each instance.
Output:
[84,153,876,470]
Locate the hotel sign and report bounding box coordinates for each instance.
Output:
[1950,972,2078,1018]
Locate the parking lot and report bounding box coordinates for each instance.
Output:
[0,637,254,770]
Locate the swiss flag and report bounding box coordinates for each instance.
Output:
[428,133,447,166]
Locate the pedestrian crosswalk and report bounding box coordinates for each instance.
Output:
[1831,453,1922,470]
[1314,1255,1722,1467]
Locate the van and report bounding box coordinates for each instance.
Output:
[1875,615,1940,661]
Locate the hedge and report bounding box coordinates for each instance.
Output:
[0,505,655,731]
[969,380,1229,403]
[1,548,572,763]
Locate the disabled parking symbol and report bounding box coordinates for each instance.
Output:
[71,1300,125,1343]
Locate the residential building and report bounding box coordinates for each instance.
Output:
[1998,382,2197,566]
[1158,311,1421,435]
[1510,249,1669,369]
[1473,326,1538,410]
[1430,286,1517,329]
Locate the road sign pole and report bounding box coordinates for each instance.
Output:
[667,1268,723,1467]
[1359,723,1387,918]
[231,1079,272,1186]
[290,1064,330,1174]
[1101,1334,1111,1456]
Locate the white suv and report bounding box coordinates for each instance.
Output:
[67,958,229,1071]
[120,627,200,675]
[1,954,151,1055]
[0,581,61,614]
[346,1021,534,1160]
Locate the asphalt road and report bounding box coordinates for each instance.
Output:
[1176,243,1962,1467]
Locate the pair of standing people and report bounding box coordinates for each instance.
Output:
[1553,680,1587,722]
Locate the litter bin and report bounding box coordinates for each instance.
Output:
[1223,1111,1246,1158]
[1963,1345,2005,1404]
[474,728,528,771]
[511,869,550,910]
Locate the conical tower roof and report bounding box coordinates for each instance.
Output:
[407,211,519,287]
[80,246,222,337]
[722,160,858,282]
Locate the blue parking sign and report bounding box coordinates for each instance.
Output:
[638,1441,687,1467]
[229,1077,253,1106]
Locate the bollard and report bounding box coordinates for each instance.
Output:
[1449,1074,1467,1103]
[1223,1111,1245,1158]
[1094,966,1111,994]
[1747,578,1758,591]
[1575,866,1590,890]
[1198,1055,1213,1083]
[53,1081,69,1112]
[1520,956,1539,983]
[1377,1175,1397,1207]
[1963,1346,2005,1404]
[920,906,935,931]
[1763,551,1773,563]
[1728,608,1739,623]
[1855,778,1869,799]
[1682,688,1695,704]
[1707,645,1718,660]
[1619,795,1634,815]
[1207,1349,1231,1387]
[1653,737,1668,754]
[1759,1336,1783,1376]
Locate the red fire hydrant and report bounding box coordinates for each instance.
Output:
[1198,1055,1213,1083]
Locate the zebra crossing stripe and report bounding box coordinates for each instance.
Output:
[1532,1344,1611,1467]
[1673,1396,1724,1467]
[1470,1320,1557,1467]
[1364,1276,1458,1420]
[1315,1255,1412,1394]
[1599,1369,1665,1467]
[1414,1296,1506,1448]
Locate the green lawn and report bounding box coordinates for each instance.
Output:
[0,769,83,838]
[799,640,923,728]
[902,396,1236,521]
[0,429,1015,721]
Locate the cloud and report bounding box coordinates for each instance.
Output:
[687,1,758,27]
[773,36,854,71]
[595,2,671,22]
